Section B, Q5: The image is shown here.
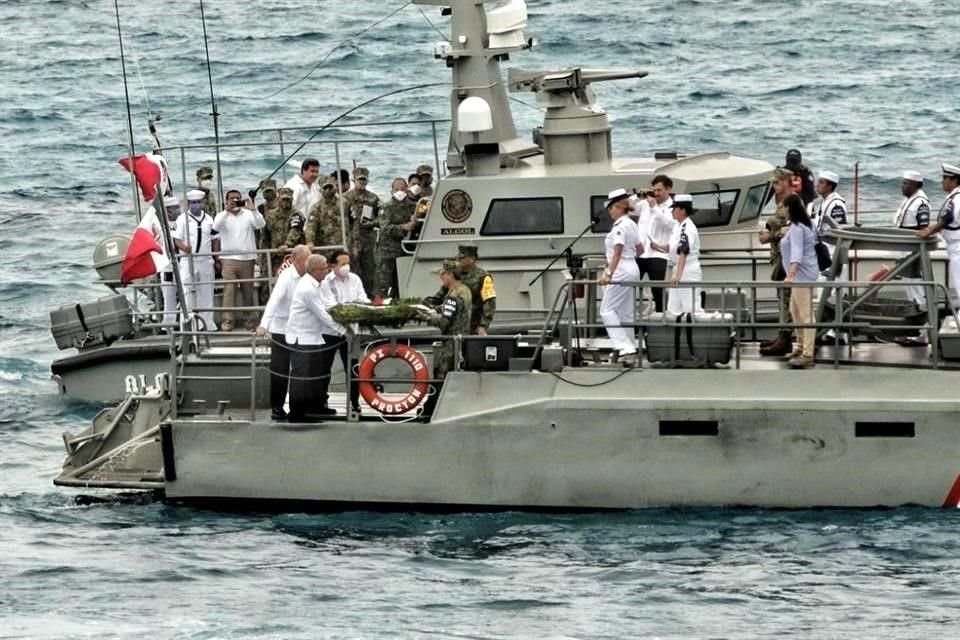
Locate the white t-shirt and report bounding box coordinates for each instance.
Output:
[213,208,265,261]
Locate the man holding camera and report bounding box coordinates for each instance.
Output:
[213,189,265,332]
[633,174,675,313]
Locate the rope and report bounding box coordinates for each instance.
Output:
[548,367,635,388]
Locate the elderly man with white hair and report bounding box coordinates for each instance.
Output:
[285,253,335,422]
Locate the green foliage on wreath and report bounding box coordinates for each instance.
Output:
[329,298,425,328]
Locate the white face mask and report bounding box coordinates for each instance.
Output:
[200,179,212,189]
[409,184,422,196]
[337,264,350,276]
[393,191,407,202]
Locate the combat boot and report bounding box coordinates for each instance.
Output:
[759,331,793,356]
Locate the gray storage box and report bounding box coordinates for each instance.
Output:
[50,294,134,350]
[645,312,734,365]
[93,234,130,284]
[938,316,960,361]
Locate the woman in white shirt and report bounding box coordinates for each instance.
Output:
[653,194,703,315]
[598,189,641,360]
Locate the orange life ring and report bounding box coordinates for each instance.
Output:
[357,344,430,414]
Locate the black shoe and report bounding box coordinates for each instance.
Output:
[271,408,288,421]
[351,405,361,414]
[311,406,337,416]
[287,414,321,424]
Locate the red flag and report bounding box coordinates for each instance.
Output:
[118,153,166,202]
[121,208,170,284]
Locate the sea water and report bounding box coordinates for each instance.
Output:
[2,1,960,637]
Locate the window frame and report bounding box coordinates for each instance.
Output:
[590,195,614,233]
[738,184,769,223]
[479,196,565,236]
[689,189,741,228]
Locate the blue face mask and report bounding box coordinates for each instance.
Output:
[188,202,203,215]
[166,207,181,221]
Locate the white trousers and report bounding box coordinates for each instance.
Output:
[666,264,703,315]
[600,271,638,353]
[179,258,217,330]
[160,273,179,327]
[948,242,960,309]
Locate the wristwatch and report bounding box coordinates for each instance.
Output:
[603,268,612,276]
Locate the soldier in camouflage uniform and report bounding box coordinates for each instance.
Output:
[416,164,434,198]
[345,167,382,295]
[196,166,218,217]
[418,259,472,380]
[260,187,296,273]
[305,176,346,249]
[374,177,416,297]
[758,167,795,356]
[456,244,496,335]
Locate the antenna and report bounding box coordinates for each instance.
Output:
[113,0,143,221]
[199,0,223,210]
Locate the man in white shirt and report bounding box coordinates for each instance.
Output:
[159,196,182,327]
[213,189,266,331]
[286,254,335,421]
[633,174,675,313]
[172,189,219,331]
[284,158,322,221]
[893,170,931,313]
[320,250,370,414]
[257,245,310,421]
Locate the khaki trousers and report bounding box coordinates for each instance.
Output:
[789,285,815,358]
[221,259,256,328]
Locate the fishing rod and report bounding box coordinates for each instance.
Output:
[199,0,223,210]
[113,0,143,222]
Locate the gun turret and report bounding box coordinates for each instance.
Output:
[508,68,647,166]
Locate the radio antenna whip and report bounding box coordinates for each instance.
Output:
[113,0,143,221]
[199,0,223,210]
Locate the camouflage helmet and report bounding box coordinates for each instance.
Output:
[321,175,338,189]
[353,166,370,179]
[259,177,277,192]
[196,166,214,179]
[416,164,433,176]
[457,244,479,259]
[277,187,294,199]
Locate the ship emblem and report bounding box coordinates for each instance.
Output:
[441,189,473,223]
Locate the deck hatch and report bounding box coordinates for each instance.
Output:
[659,420,719,437]
[855,422,915,438]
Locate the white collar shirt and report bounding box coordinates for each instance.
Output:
[172,211,216,261]
[259,265,301,334]
[212,207,266,260]
[286,273,337,345]
[637,197,675,258]
[322,271,368,334]
[284,175,322,219]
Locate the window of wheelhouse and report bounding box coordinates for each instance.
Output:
[690,190,740,228]
[479,198,564,235]
[590,196,613,233]
[738,184,769,223]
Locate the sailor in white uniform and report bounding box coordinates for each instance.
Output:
[893,170,931,309]
[172,189,219,330]
[812,170,849,341]
[656,194,703,315]
[598,188,641,359]
[918,163,960,308]
[160,196,182,327]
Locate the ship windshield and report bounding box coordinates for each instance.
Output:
[480,198,564,235]
[690,189,740,228]
[739,184,769,223]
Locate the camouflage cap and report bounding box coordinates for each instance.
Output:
[416,164,434,175]
[259,178,277,191]
[353,167,369,178]
[322,175,338,188]
[277,187,294,198]
[457,244,478,259]
[433,258,461,277]
[196,166,214,179]
[771,166,794,180]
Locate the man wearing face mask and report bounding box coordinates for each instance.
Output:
[196,166,218,217]
[344,167,381,294]
[374,177,416,297]
[320,250,369,415]
[172,189,219,330]
[213,189,266,332]
[306,176,344,249]
[416,164,434,198]
[257,178,288,275]
[159,195,183,328]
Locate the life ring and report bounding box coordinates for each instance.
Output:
[357,344,430,414]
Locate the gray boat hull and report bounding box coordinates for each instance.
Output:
[163,369,960,509]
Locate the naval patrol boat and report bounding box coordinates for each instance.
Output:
[52,0,960,509]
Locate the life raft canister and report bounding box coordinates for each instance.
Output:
[357,343,430,414]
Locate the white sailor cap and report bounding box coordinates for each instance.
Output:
[902,170,924,183]
[604,188,631,208]
[942,163,960,179]
[818,170,839,185]
[186,189,206,201]
[673,194,693,205]
[163,196,180,208]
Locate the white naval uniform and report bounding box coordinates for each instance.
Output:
[937,187,960,307]
[894,189,932,307]
[813,192,850,306]
[600,215,641,354]
[173,210,218,330]
[666,218,703,314]
[160,217,179,327]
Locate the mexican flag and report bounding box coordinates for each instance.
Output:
[121,206,170,284]
[118,153,167,202]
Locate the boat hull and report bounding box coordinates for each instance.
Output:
[162,369,960,509]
